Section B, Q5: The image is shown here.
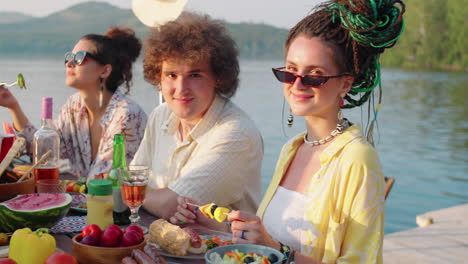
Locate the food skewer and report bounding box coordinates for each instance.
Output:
[17,150,52,182]
[186,202,230,222]
[0,73,27,89]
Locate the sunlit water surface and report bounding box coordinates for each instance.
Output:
[1,58,467,234]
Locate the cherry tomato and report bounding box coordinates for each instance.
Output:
[66,181,75,192]
[45,253,78,264]
[82,224,102,239]
[225,251,241,262]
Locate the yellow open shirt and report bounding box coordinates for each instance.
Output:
[257,125,385,264]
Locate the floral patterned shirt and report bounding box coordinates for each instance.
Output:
[18,90,147,179]
[258,125,385,264]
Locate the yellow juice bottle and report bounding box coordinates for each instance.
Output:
[86,179,114,230]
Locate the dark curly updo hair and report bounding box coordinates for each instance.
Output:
[82,26,142,94]
[286,0,405,109]
[143,12,240,99]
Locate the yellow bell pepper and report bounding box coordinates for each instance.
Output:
[9,228,56,264]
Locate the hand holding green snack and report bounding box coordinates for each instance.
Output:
[0,73,27,89]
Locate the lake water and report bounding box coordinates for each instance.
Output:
[1,58,467,234]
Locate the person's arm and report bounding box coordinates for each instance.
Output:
[8,104,29,132]
[0,86,29,131]
[0,85,31,134]
[144,122,263,219]
[143,187,180,219]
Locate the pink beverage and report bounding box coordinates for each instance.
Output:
[34,167,60,181]
[121,182,147,207]
[33,97,60,187]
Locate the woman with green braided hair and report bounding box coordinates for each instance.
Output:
[170,0,404,263]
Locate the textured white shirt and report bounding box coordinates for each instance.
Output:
[131,95,263,213]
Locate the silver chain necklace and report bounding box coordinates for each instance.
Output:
[303,118,351,146]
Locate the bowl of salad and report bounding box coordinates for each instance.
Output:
[205,244,283,264]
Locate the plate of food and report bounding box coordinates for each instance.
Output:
[148,219,232,260]
[70,192,87,213]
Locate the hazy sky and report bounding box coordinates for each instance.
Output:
[0,0,323,29]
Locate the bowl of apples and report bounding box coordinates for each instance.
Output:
[72,224,146,264]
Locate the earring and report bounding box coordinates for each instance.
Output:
[337,98,344,121]
[337,109,344,121]
[99,78,103,108]
[287,108,294,127]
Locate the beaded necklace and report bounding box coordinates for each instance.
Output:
[303,118,351,146]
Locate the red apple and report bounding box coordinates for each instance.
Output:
[121,230,143,247]
[81,224,102,239]
[125,225,144,238]
[80,235,99,246]
[100,228,122,247]
[106,224,122,233]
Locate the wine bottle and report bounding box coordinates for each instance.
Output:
[33,97,60,185]
[108,134,131,225]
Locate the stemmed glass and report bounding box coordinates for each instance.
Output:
[119,165,149,234]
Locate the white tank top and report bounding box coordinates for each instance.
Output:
[263,186,308,251]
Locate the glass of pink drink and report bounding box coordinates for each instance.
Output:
[119,165,149,233]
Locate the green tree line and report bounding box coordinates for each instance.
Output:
[0,1,466,71]
[382,0,467,71]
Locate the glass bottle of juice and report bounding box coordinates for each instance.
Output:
[87,179,114,230]
[108,134,131,225]
[33,97,60,185]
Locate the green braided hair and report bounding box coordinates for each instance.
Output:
[328,0,405,109]
[284,0,405,144]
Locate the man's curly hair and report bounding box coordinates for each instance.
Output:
[143,12,239,98]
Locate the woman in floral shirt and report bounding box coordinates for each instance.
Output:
[0,27,147,179]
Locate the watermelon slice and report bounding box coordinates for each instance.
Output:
[0,193,72,232]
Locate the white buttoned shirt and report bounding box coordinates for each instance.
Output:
[131,95,263,213]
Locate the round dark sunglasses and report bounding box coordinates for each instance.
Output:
[64,51,102,66]
[272,67,349,87]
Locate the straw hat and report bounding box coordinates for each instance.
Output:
[132,0,187,27]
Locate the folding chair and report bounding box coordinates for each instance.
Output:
[384,177,395,200]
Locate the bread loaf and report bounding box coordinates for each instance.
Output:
[149,219,190,256]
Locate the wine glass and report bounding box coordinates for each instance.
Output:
[119,165,149,234]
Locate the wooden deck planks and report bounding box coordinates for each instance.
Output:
[383,203,468,264]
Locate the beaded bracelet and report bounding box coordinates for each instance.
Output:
[279,241,292,263]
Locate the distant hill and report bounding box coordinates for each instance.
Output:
[0,12,35,24]
[0,1,287,59]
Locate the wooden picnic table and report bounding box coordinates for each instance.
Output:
[56,173,205,263]
[55,208,205,264]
